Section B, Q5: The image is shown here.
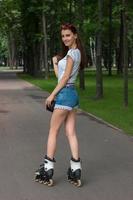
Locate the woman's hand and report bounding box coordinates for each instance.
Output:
[45,94,55,107]
[52,56,58,78]
[52,56,58,65]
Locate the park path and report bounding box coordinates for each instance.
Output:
[0,71,133,200]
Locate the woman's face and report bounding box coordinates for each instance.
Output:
[61,29,77,48]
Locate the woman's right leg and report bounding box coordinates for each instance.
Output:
[35,109,68,186]
[46,109,68,159]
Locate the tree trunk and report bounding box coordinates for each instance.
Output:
[8,35,12,68]
[117,11,124,74]
[69,0,72,23]
[33,42,40,76]
[108,0,113,76]
[130,48,133,70]
[8,31,17,69]
[40,41,44,73]
[95,0,103,99]
[77,0,85,90]
[103,46,108,69]
[122,0,128,107]
[90,37,96,67]
[115,35,119,72]
[42,11,49,79]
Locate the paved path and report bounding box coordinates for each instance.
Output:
[0,71,133,200]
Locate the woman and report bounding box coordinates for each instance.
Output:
[35,23,85,187]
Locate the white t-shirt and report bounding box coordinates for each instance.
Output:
[57,48,81,84]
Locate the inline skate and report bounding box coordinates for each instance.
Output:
[35,155,55,186]
[67,157,82,187]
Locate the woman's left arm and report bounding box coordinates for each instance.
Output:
[45,56,73,106]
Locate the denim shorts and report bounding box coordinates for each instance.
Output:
[54,85,79,111]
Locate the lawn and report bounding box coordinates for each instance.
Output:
[18,70,133,136]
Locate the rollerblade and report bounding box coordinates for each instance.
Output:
[67,157,82,187]
[35,155,55,186]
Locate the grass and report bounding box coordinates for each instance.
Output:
[18,70,133,136]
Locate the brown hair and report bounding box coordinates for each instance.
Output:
[59,23,86,70]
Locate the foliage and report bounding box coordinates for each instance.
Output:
[0,0,132,65]
[0,33,8,57]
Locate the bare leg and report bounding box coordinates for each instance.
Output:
[65,110,79,160]
[47,109,68,159]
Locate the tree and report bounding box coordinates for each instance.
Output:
[122,0,128,107]
[76,0,86,90]
[0,0,21,68]
[118,7,124,74]
[108,0,113,75]
[21,0,43,75]
[42,2,48,79]
[95,0,103,99]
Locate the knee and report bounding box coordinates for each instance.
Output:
[49,127,59,136]
[65,127,75,138]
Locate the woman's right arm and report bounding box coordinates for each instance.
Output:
[52,56,58,78]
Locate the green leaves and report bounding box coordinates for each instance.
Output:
[0,0,132,73]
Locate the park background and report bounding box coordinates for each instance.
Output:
[0,0,133,135]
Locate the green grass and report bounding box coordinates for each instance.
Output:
[18,71,133,136]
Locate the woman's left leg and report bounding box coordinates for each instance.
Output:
[65,109,82,187]
[64,109,79,160]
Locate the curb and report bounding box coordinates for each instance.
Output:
[77,108,123,133]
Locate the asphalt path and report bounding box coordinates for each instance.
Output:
[0,71,133,200]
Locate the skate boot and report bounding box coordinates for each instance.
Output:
[35,155,55,186]
[67,157,82,187]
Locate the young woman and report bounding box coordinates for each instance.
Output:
[35,23,85,187]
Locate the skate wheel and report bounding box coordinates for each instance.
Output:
[39,180,43,184]
[76,180,82,187]
[35,179,39,182]
[70,180,74,184]
[47,179,54,187]
[67,177,73,184]
[34,175,40,182]
[43,181,48,185]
